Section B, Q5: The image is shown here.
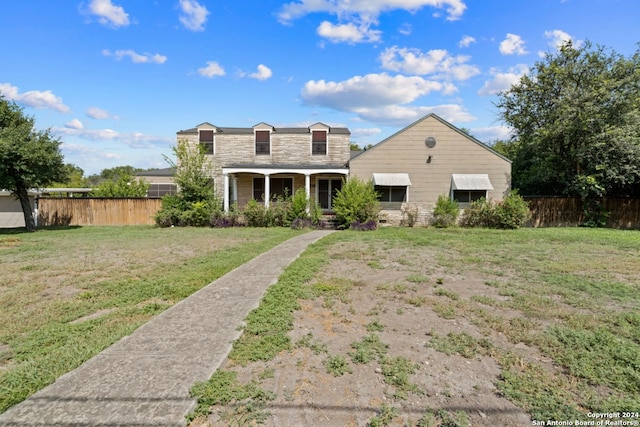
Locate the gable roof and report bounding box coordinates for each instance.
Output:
[350,113,511,163]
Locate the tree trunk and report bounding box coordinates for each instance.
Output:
[15,186,36,231]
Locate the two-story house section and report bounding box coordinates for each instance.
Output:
[176,122,351,211]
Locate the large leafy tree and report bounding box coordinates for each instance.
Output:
[0,96,66,231]
[496,41,640,197]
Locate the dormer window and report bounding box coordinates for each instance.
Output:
[199,130,214,155]
[312,130,327,155]
[255,130,270,155]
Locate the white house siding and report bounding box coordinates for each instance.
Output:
[349,114,512,225]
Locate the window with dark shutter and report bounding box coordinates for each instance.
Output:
[255,130,270,155]
[312,130,327,155]
[199,130,214,155]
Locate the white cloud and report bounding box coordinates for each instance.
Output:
[278,0,467,23]
[86,107,118,120]
[544,29,576,50]
[65,119,84,129]
[379,46,480,81]
[87,0,129,27]
[0,83,70,113]
[301,73,445,112]
[351,128,382,139]
[198,61,225,78]
[499,33,528,55]
[317,21,382,43]
[102,49,167,64]
[53,126,173,149]
[477,64,529,96]
[472,126,513,143]
[459,35,476,48]
[279,0,466,43]
[356,104,476,126]
[178,0,210,32]
[398,23,412,36]
[249,64,273,81]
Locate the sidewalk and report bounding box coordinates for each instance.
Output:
[0,230,334,427]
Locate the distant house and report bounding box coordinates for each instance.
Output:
[176,122,351,211]
[135,168,177,198]
[349,114,512,224]
[175,114,511,224]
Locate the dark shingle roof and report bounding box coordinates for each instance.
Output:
[177,124,350,135]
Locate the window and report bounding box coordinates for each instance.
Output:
[199,130,214,155]
[147,184,178,198]
[311,130,327,155]
[255,130,270,155]
[452,190,487,203]
[375,186,407,203]
[253,177,293,202]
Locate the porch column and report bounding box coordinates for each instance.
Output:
[305,173,311,213]
[231,176,238,206]
[223,173,230,212]
[264,174,270,208]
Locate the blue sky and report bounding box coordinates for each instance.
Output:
[1,0,639,175]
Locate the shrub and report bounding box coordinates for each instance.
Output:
[432,194,459,228]
[332,177,380,229]
[243,199,268,227]
[494,191,530,229]
[462,192,530,229]
[461,197,494,228]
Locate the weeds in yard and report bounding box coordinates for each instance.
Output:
[367,403,400,426]
[381,356,421,400]
[295,332,328,355]
[434,288,460,300]
[365,319,385,332]
[324,355,352,376]
[350,334,388,364]
[427,331,494,359]
[188,370,275,422]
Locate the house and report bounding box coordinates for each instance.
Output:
[348,113,512,224]
[175,114,511,224]
[176,122,351,211]
[135,168,178,198]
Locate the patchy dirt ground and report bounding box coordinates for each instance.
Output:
[192,239,538,426]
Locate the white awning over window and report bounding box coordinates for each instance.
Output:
[372,173,412,186]
[451,174,494,190]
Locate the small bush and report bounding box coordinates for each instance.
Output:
[243,199,268,227]
[332,177,380,229]
[461,192,529,229]
[432,194,459,228]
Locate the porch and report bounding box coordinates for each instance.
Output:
[221,165,348,212]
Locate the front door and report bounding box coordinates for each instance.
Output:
[317,178,342,210]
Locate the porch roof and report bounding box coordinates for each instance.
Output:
[222,164,348,175]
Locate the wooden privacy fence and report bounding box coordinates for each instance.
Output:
[38,198,162,226]
[36,197,640,228]
[524,197,640,229]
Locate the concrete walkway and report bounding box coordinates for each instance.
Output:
[0,230,334,427]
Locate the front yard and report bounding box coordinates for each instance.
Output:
[0,226,300,412]
[188,227,640,426]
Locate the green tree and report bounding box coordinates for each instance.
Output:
[90,174,149,197]
[0,97,66,231]
[154,139,217,227]
[496,41,640,197]
[51,163,89,188]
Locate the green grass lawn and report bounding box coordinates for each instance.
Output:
[0,226,301,413]
[190,226,640,424]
